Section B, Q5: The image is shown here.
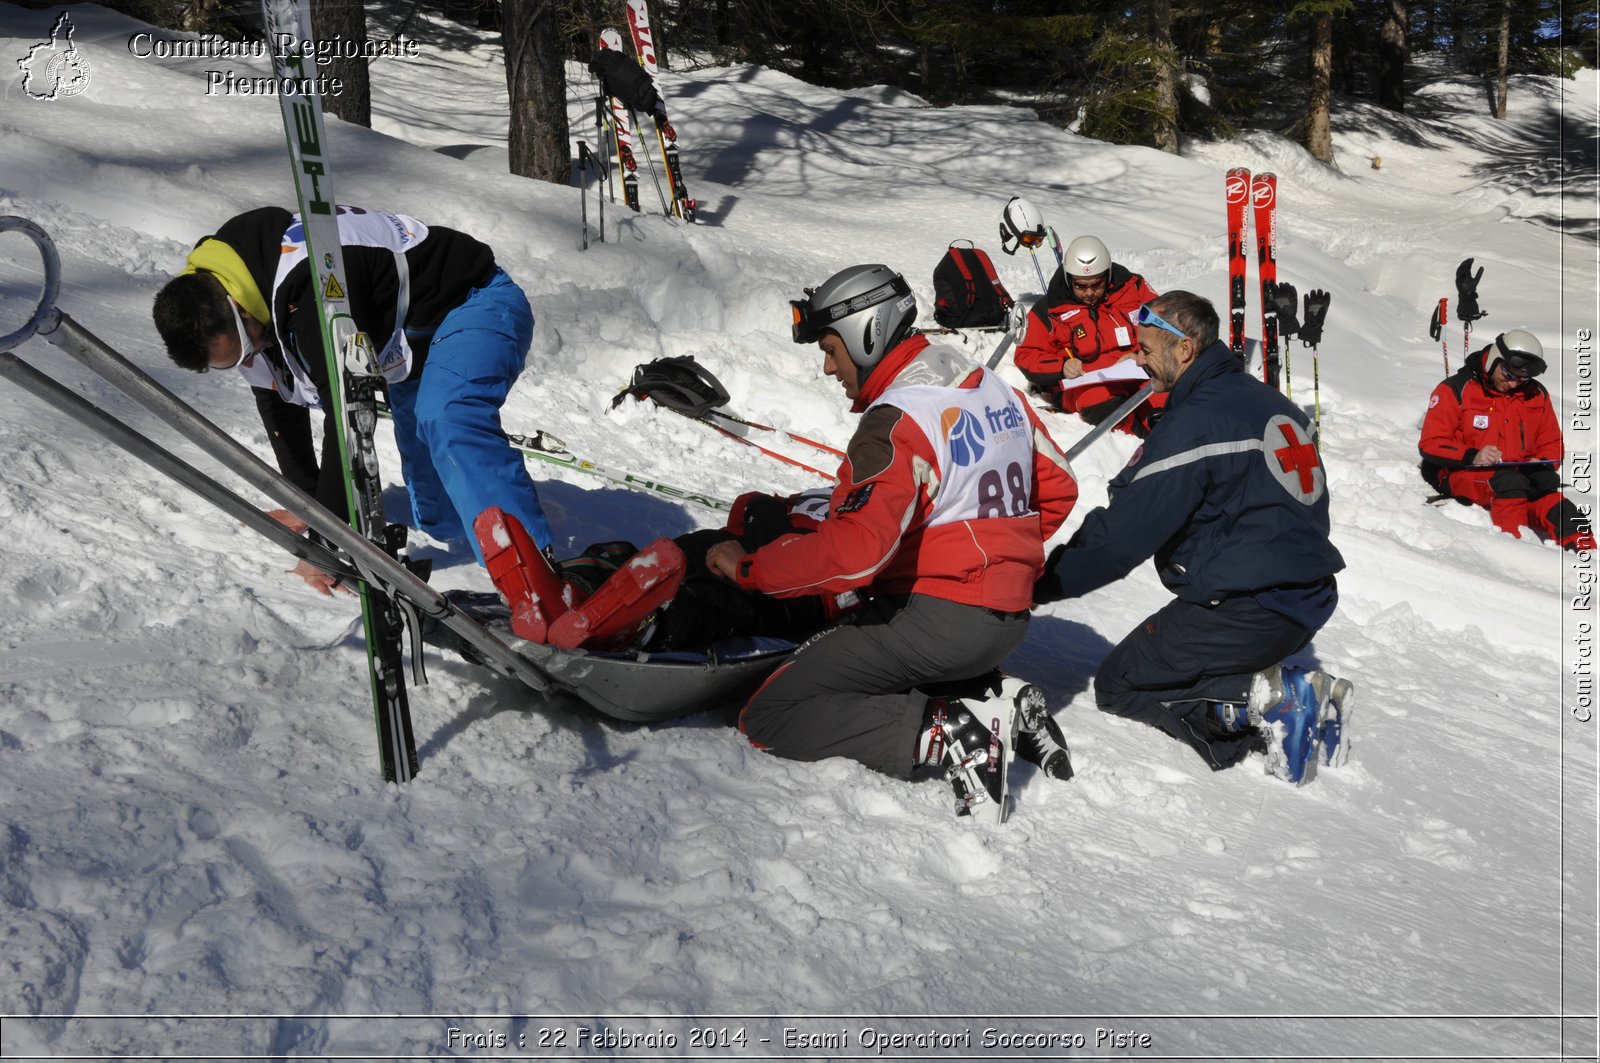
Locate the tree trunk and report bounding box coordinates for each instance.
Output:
[1305,11,1334,163]
[1148,0,1179,154]
[503,0,571,184]
[1378,0,1406,111]
[1331,13,1355,95]
[312,0,371,127]
[1495,0,1511,118]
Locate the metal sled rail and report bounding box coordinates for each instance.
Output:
[0,215,553,697]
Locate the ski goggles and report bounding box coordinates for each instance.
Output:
[211,298,261,371]
[1495,335,1546,378]
[790,274,913,345]
[1134,303,1187,341]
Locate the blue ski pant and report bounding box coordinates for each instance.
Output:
[1093,595,1317,771]
[385,268,552,563]
[739,594,1029,779]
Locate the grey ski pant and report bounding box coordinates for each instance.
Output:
[739,593,1030,779]
[1094,595,1316,771]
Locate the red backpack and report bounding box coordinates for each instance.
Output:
[932,241,1014,328]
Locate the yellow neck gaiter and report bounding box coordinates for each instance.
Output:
[181,238,271,325]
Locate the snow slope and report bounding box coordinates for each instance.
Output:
[0,4,1595,1058]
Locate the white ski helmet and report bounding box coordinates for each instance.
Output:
[999,196,1047,255]
[1063,235,1112,278]
[790,264,918,370]
[1492,328,1547,377]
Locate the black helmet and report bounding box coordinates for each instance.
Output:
[790,264,918,369]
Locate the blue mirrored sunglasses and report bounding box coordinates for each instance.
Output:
[1135,303,1187,340]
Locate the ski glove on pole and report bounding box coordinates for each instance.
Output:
[1455,257,1487,322]
[1271,281,1301,337]
[1300,289,1330,347]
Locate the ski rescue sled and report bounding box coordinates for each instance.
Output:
[423,591,794,723]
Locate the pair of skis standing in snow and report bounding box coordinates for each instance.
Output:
[585,0,693,228]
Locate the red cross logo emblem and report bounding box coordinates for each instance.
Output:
[1263,415,1324,503]
[1274,423,1320,492]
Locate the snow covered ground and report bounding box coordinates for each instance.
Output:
[0,4,1596,1059]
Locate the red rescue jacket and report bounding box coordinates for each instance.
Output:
[736,335,1078,611]
[1419,348,1563,486]
[1013,263,1159,413]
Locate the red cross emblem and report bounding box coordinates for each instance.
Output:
[1273,422,1321,494]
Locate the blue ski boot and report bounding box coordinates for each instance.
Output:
[1252,665,1323,785]
[1312,673,1355,768]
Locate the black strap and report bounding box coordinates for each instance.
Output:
[611,355,731,418]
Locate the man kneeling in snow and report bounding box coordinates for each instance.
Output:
[1034,291,1352,786]
[703,264,1080,822]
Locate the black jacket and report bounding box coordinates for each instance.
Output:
[201,206,496,514]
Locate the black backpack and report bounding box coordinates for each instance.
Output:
[932,241,1014,328]
[590,49,664,116]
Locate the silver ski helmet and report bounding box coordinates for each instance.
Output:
[999,196,1047,255]
[790,264,918,370]
[1491,328,1547,377]
[1063,235,1112,278]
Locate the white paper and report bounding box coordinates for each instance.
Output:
[1061,359,1149,391]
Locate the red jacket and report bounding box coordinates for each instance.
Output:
[1419,348,1563,485]
[1014,263,1159,413]
[736,336,1078,611]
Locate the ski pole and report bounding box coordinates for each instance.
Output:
[1065,383,1155,462]
[1312,344,1322,448]
[631,109,674,217]
[704,408,845,459]
[1027,247,1049,290]
[577,140,591,251]
[1440,294,1452,373]
[701,417,837,481]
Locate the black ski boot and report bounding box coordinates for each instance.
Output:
[923,696,1016,824]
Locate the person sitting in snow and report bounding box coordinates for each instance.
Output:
[151,205,555,599]
[543,488,848,654]
[1013,233,1164,436]
[1033,291,1352,786]
[701,263,1081,821]
[1418,328,1593,552]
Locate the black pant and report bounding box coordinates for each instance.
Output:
[740,594,1029,778]
[1094,595,1317,771]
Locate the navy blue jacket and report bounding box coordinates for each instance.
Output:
[1042,340,1344,612]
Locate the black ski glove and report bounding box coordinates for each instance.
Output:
[1300,289,1330,347]
[1455,257,1486,322]
[1270,281,1300,337]
[1033,543,1068,606]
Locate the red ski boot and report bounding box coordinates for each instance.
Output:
[547,537,686,650]
[473,506,579,643]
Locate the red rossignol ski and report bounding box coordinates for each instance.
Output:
[597,29,640,213]
[1252,171,1280,389]
[624,0,694,222]
[1225,167,1251,365]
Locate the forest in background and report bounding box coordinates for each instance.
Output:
[56,0,1600,177]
